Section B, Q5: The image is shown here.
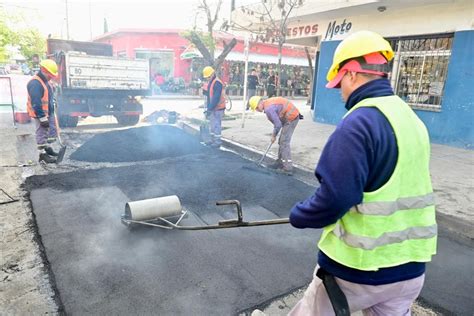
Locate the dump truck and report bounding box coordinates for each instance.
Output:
[47,39,150,127]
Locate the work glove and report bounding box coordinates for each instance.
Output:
[203,110,211,119]
[39,116,49,128]
[299,114,304,120]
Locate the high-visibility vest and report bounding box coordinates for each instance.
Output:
[262,97,299,122]
[209,77,226,110]
[27,75,49,118]
[318,95,437,271]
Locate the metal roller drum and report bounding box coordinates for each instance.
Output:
[124,195,182,221]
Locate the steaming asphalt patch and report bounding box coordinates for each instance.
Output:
[70,125,209,163]
[27,146,322,315]
[30,126,474,315]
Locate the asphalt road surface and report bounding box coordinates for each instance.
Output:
[26,127,474,315]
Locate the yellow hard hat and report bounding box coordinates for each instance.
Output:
[248,96,262,111]
[326,31,394,83]
[202,66,215,78]
[40,59,58,77]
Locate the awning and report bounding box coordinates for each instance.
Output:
[215,50,311,66]
[180,44,202,60]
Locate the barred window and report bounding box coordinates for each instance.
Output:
[388,34,453,112]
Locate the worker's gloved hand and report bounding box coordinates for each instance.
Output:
[39,116,49,128]
[203,110,211,119]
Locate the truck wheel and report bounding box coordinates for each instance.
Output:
[116,115,140,126]
[58,115,78,128]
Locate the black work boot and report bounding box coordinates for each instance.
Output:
[44,147,59,156]
[39,153,57,164]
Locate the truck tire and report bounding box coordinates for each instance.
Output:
[58,115,78,128]
[116,115,140,126]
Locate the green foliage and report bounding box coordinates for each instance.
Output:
[181,30,215,51]
[16,29,46,61]
[0,8,45,63]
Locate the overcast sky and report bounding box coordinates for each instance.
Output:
[1,0,255,41]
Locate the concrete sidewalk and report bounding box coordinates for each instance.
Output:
[180,99,474,237]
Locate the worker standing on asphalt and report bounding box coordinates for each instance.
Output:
[288,31,437,315]
[27,59,59,164]
[202,66,225,148]
[248,96,301,175]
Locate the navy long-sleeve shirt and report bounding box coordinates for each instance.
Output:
[290,78,426,285]
[27,71,54,118]
[206,76,223,111]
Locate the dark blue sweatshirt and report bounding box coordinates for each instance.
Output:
[290,78,425,285]
[27,71,54,118]
[206,75,223,111]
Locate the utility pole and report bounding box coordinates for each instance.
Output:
[65,0,70,40]
[89,0,93,39]
[241,34,250,128]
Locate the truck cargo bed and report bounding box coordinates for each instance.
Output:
[65,53,150,91]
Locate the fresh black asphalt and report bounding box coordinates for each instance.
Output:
[26,126,474,315]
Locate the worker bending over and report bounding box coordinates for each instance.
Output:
[249,96,301,175]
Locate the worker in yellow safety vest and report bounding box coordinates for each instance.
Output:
[27,59,59,163]
[288,31,437,315]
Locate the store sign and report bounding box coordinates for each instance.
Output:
[286,24,319,38]
[325,19,352,40]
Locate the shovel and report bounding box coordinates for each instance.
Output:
[53,100,67,163]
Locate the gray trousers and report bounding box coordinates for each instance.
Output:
[34,116,57,150]
[209,109,224,145]
[278,117,299,169]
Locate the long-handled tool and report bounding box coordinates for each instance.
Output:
[242,141,273,174]
[121,195,289,230]
[53,100,67,163]
[256,141,273,167]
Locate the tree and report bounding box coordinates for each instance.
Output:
[231,0,305,95]
[183,0,237,74]
[16,29,46,62]
[0,8,45,63]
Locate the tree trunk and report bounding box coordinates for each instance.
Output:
[214,38,237,73]
[304,46,314,106]
[304,47,314,81]
[277,42,282,97]
[189,32,213,65]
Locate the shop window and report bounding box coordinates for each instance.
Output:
[388,35,453,112]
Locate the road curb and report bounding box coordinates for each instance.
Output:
[180,121,316,185]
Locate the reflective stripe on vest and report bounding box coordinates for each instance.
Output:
[209,78,226,110]
[262,97,299,121]
[333,222,437,250]
[353,192,435,216]
[318,95,437,271]
[27,75,49,118]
